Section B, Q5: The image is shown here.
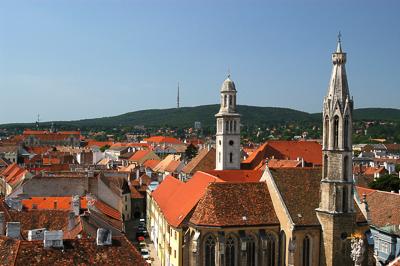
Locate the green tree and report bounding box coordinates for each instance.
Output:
[368,174,400,192]
[184,144,198,162]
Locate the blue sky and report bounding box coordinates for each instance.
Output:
[0,0,399,124]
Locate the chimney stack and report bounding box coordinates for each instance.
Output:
[68,212,76,230]
[6,222,21,239]
[96,228,112,246]
[28,228,46,241]
[71,195,80,216]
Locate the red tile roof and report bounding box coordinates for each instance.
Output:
[205,170,263,182]
[270,167,366,226]
[143,159,161,170]
[190,182,279,227]
[356,188,400,227]
[22,197,88,210]
[94,199,122,221]
[242,140,322,169]
[152,175,183,212]
[267,159,302,168]
[1,163,29,188]
[144,136,182,145]
[128,150,151,162]
[181,148,216,174]
[0,235,146,265]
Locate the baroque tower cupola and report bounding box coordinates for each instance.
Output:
[316,34,356,266]
[215,75,241,170]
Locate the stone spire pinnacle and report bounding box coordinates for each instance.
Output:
[336,31,343,53]
[327,33,349,102]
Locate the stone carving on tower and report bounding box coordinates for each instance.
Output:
[316,34,356,266]
[215,75,241,170]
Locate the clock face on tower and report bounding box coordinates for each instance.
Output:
[229,140,234,146]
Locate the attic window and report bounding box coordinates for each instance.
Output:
[242,216,247,221]
[297,213,302,218]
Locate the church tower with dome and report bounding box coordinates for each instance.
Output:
[215,75,241,170]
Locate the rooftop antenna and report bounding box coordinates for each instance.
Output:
[177,82,180,109]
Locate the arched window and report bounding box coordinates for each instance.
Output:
[324,116,329,148]
[219,152,221,163]
[233,121,237,132]
[205,235,216,266]
[334,116,339,148]
[229,121,233,132]
[323,155,328,178]
[302,236,311,266]
[344,116,349,149]
[279,231,286,266]
[224,95,227,107]
[229,95,232,106]
[266,233,276,266]
[225,236,236,266]
[229,153,233,163]
[342,186,348,213]
[226,121,229,132]
[246,236,256,266]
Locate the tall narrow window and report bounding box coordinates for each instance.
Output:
[323,155,328,178]
[324,116,329,148]
[344,116,349,149]
[233,121,237,132]
[334,116,339,148]
[224,95,227,107]
[266,233,276,266]
[343,156,349,181]
[225,236,236,266]
[229,95,232,106]
[302,236,311,266]
[246,236,256,266]
[342,186,348,212]
[219,152,221,163]
[205,235,216,266]
[226,121,229,132]
[280,231,286,266]
[229,153,233,163]
[229,121,233,132]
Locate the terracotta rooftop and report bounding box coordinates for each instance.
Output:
[143,159,161,170]
[267,159,302,168]
[205,170,263,182]
[22,197,88,210]
[144,136,182,145]
[0,235,146,265]
[242,140,322,169]
[181,148,215,174]
[190,182,279,227]
[270,167,366,226]
[94,199,122,221]
[356,188,400,227]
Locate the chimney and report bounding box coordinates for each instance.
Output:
[44,230,64,248]
[96,228,112,246]
[28,228,46,241]
[0,212,4,235]
[71,195,80,216]
[68,211,76,230]
[6,222,21,239]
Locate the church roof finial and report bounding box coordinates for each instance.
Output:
[336,31,343,53]
[227,67,231,79]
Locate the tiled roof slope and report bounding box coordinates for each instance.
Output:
[0,236,146,266]
[144,136,182,145]
[181,148,216,174]
[152,175,183,211]
[205,170,263,182]
[242,141,322,169]
[0,236,19,265]
[358,189,400,227]
[190,182,279,227]
[270,167,366,226]
[22,197,88,210]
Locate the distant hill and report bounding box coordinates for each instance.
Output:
[1,105,400,129]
